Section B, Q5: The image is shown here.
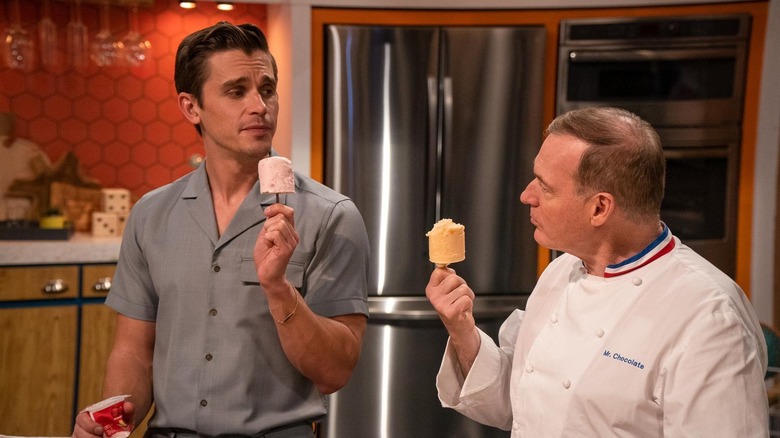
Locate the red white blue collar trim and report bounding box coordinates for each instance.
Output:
[603,224,675,278]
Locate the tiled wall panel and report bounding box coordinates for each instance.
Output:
[1,0,268,198]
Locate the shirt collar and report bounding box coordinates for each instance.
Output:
[603,224,675,278]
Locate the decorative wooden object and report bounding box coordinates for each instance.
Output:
[8,152,101,228]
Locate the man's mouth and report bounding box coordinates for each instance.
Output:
[242,124,270,136]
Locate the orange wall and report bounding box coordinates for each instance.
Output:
[0,0,267,198]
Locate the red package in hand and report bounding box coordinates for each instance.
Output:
[81,395,133,438]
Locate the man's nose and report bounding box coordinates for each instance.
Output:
[250,92,268,114]
[519,181,536,205]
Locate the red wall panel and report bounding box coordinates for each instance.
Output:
[1,0,268,197]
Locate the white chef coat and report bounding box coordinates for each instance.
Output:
[436,229,769,437]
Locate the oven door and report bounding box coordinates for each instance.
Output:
[557,46,747,127]
[659,127,740,277]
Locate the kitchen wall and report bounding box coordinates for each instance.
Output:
[0,0,268,198]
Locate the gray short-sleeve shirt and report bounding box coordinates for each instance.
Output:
[105,162,369,435]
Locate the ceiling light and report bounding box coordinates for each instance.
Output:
[216,2,234,11]
[179,1,196,9]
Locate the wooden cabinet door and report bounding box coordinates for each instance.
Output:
[79,303,151,436]
[78,303,116,409]
[0,305,77,436]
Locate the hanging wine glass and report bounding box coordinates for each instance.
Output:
[120,3,151,66]
[38,0,60,71]
[67,0,90,71]
[2,0,35,71]
[90,2,119,67]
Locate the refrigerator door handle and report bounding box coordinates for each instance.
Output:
[442,76,453,206]
[427,76,438,126]
[443,76,453,142]
[428,76,441,220]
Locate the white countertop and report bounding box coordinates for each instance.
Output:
[0,233,122,266]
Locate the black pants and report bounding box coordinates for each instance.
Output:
[144,423,316,438]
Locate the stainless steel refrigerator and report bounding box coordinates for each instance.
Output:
[322,24,546,438]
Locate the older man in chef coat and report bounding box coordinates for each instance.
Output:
[426,106,769,436]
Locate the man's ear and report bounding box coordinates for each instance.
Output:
[178,92,200,124]
[590,192,615,226]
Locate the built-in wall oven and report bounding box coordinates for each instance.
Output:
[557,15,751,278]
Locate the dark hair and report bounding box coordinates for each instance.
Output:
[546,107,665,222]
[174,22,278,133]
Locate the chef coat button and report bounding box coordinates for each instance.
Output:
[205,354,213,361]
[562,379,571,389]
[200,399,208,407]
[596,328,605,338]
[209,309,218,316]
[213,265,221,272]
[550,313,558,324]
[525,363,534,373]
[632,277,642,286]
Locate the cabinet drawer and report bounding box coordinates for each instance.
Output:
[0,266,79,301]
[82,264,117,298]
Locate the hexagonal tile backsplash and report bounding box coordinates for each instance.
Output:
[1,0,268,198]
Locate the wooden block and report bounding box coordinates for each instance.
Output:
[91,212,118,237]
[100,188,131,214]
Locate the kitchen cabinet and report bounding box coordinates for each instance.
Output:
[78,264,116,410]
[0,265,84,435]
[0,262,147,436]
[0,305,77,435]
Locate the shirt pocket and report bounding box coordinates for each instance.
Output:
[240,257,260,285]
[239,256,306,293]
[286,259,305,291]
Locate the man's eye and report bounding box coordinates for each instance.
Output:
[228,88,245,98]
[260,86,276,98]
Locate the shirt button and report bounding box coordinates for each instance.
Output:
[209,309,218,316]
[525,363,534,373]
[596,328,605,338]
[205,354,213,361]
[632,277,642,286]
[550,313,558,324]
[562,379,571,389]
[200,400,208,407]
[213,266,221,272]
